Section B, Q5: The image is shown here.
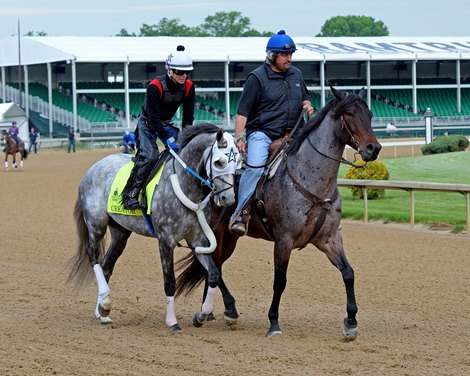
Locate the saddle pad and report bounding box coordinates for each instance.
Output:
[107,161,164,216]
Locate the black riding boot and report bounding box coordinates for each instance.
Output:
[121,157,153,210]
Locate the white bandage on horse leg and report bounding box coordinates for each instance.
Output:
[93,264,110,302]
[165,296,178,327]
[201,286,216,315]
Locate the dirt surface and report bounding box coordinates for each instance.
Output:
[1,149,469,376]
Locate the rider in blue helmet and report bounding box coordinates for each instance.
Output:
[229,29,314,236]
[265,29,297,63]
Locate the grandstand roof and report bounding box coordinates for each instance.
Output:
[1,35,470,67]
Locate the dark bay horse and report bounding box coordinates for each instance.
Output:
[3,132,28,170]
[67,124,241,332]
[175,87,382,339]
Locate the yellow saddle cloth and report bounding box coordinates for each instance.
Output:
[107,161,164,216]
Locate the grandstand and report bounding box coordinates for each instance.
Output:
[1,35,470,138]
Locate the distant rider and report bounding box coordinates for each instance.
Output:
[122,130,136,154]
[8,120,22,148]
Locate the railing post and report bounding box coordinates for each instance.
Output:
[465,193,469,235]
[363,187,368,223]
[410,189,415,228]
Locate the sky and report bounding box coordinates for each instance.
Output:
[1,0,469,38]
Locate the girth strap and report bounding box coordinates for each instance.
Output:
[285,158,339,237]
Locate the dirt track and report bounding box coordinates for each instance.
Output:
[1,149,469,376]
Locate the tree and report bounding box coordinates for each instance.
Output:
[202,11,248,37]
[114,11,272,37]
[24,31,47,36]
[139,18,199,37]
[317,15,389,37]
[116,28,136,37]
[201,11,272,37]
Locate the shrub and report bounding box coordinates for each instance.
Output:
[345,159,390,199]
[421,135,469,155]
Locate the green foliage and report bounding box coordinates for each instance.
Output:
[421,135,469,155]
[116,28,136,37]
[138,18,200,37]
[345,160,390,199]
[24,31,47,36]
[317,15,389,37]
[117,11,273,37]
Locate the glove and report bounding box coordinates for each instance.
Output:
[165,137,180,152]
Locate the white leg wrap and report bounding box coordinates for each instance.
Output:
[165,296,178,327]
[93,264,110,301]
[93,264,110,318]
[201,286,216,315]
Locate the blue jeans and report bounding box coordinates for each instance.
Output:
[230,131,272,223]
[68,139,76,152]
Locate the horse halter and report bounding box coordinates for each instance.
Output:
[204,133,240,197]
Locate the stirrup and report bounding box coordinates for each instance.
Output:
[229,220,247,237]
[229,210,250,236]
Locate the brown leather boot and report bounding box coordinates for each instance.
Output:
[229,208,251,236]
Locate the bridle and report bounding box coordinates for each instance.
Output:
[204,144,236,197]
[172,135,236,198]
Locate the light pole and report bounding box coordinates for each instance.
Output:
[424,107,433,144]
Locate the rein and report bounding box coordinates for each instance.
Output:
[169,148,212,188]
[304,115,365,169]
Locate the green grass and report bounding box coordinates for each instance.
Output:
[338,151,470,232]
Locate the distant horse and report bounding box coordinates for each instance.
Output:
[3,132,28,170]
[67,123,241,332]
[175,87,382,339]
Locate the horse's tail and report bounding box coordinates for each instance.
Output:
[23,149,28,159]
[66,196,105,292]
[175,251,207,297]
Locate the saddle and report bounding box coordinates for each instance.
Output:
[236,134,292,239]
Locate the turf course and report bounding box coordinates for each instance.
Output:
[338,151,470,232]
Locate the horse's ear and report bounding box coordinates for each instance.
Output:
[330,85,345,101]
[216,129,227,148]
[216,128,223,142]
[358,87,366,100]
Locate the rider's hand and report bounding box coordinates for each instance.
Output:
[165,137,180,152]
[235,138,246,153]
[303,103,315,119]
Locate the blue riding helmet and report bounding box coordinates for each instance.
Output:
[266,30,297,53]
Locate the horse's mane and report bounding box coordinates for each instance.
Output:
[288,91,364,155]
[178,122,220,149]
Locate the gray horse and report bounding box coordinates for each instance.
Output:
[67,123,240,332]
[175,87,382,339]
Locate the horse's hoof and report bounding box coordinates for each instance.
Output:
[98,296,112,317]
[192,311,208,328]
[224,314,238,330]
[207,312,216,322]
[192,314,203,328]
[267,329,282,337]
[342,318,358,341]
[100,316,113,325]
[170,324,182,333]
[267,322,282,337]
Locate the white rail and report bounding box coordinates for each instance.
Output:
[337,179,470,235]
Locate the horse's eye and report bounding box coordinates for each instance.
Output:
[346,111,353,117]
[213,157,227,170]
